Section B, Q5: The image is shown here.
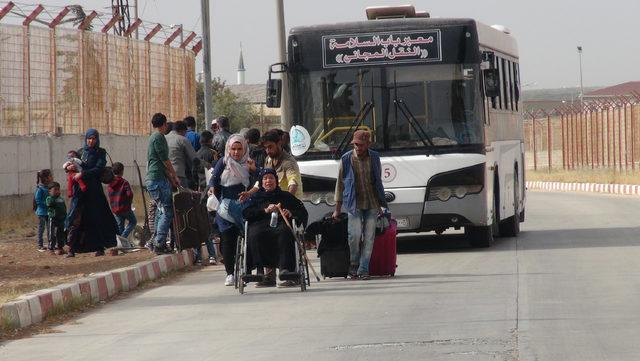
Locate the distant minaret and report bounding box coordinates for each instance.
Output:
[237,43,246,85]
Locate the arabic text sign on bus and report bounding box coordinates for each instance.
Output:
[322,30,442,68]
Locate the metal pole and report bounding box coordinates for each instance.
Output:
[547,113,552,171]
[532,115,538,171]
[201,0,213,125]
[560,113,566,169]
[276,0,289,130]
[578,46,584,109]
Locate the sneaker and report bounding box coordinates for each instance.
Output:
[224,274,235,286]
[145,242,155,252]
[154,245,169,255]
[348,264,359,279]
[208,257,217,265]
[37,246,46,252]
[358,273,371,280]
[278,280,299,288]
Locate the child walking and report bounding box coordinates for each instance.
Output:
[108,162,137,238]
[46,182,67,255]
[34,169,52,251]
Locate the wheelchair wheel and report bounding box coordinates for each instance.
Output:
[234,234,242,289]
[234,234,247,294]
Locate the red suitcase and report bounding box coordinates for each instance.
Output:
[369,219,397,276]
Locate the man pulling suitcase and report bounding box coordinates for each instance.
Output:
[333,130,389,280]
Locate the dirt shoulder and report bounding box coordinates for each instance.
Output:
[0,221,155,304]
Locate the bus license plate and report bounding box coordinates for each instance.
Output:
[396,218,409,229]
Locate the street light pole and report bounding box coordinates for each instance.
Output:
[577,46,584,108]
[275,0,289,130]
[201,0,214,127]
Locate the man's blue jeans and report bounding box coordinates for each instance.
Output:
[115,209,137,238]
[347,208,377,275]
[146,178,173,247]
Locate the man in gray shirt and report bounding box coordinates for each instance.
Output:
[165,120,198,189]
[211,116,232,156]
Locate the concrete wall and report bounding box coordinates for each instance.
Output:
[0,134,149,230]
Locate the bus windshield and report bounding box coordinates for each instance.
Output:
[292,63,484,154]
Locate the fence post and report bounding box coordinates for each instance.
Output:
[103,32,110,134]
[560,111,566,169]
[545,111,552,171]
[49,28,57,133]
[531,113,538,171]
[617,103,623,172]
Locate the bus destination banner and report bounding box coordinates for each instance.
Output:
[322,30,442,68]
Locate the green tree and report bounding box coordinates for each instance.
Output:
[196,77,258,132]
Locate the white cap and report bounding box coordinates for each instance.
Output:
[211,118,218,125]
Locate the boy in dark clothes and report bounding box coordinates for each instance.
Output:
[46,182,67,255]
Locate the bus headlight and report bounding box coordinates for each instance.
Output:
[303,192,337,206]
[428,185,483,202]
[311,193,323,205]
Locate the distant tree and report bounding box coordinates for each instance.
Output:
[196,77,258,132]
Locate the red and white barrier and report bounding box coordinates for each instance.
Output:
[526,181,640,196]
[0,249,194,330]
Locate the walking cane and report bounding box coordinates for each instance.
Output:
[277,205,321,282]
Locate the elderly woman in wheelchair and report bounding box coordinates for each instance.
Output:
[241,168,308,288]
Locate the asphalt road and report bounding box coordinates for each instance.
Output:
[2,191,640,361]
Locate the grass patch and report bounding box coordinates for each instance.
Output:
[46,296,92,319]
[0,314,19,334]
[527,169,640,185]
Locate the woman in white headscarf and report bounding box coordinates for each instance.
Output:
[207,134,255,286]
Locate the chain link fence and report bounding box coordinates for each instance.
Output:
[524,95,640,172]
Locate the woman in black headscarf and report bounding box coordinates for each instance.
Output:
[65,128,118,257]
[242,168,307,287]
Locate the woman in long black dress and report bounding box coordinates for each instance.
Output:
[65,128,118,257]
[242,168,308,287]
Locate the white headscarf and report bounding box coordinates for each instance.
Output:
[221,134,250,187]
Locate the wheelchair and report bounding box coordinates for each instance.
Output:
[234,220,311,294]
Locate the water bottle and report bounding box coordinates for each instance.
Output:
[270,211,278,228]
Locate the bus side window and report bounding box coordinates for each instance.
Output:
[508,61,515,112]
[501,58,510,111]
[514,63,520,111]
[496,57,503,110]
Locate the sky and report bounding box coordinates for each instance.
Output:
[29,0,640,90]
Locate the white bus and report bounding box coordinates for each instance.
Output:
[266,5,525,247]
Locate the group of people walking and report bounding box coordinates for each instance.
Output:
[33,112,389,286]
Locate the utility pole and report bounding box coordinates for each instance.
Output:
[577,45,584,109]
[201,0,214,126]
[276,0,289,130]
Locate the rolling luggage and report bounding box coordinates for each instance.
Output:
[172,188,210,251]
[307,213,350,278]
[369,219,397,276]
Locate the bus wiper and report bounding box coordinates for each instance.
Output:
[333,101,374,159]
[394,99,435,148]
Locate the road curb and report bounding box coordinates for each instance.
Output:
[0,249,194,331]
[526,181,640,196]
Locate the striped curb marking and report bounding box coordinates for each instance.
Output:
[525,181,640,196]
[0,249,194,331]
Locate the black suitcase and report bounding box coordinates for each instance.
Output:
[307,213,350,279]
[320,246,350,278]
[173,189,210,251]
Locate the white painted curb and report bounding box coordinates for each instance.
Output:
[525,181,640,196]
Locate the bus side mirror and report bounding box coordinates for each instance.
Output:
[483,69,500,98]
[266,79,282,108]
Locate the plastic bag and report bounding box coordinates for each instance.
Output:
[206,194,219,212]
